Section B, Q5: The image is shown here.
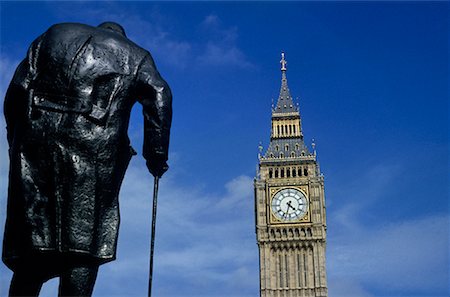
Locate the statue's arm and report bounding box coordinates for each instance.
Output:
[4,59,29,147]
[5,32,45,148]
[136,54,173,177]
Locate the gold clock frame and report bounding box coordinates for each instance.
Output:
[268,185,311,225]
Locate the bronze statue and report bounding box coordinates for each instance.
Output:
[2,22,172,296]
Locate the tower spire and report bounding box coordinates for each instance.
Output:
[275,52,296,113]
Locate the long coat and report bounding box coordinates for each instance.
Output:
[2,23,172,271]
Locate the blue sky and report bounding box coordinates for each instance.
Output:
[0,1,448,297]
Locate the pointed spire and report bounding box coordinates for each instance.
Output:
[274,52,296,113]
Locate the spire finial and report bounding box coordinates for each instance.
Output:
[280,52,287,72]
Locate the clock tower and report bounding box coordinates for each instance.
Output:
[254,53,328,297]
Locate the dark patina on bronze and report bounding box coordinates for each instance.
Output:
[3,22,172,296]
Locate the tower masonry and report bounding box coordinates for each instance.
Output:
[255,53,328,297]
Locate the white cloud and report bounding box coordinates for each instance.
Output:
[328,214,449,295]
[91,161,258,296]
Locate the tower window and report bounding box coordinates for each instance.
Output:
[275,145,279,151]
[299,167,302,176]
[304,168,308,176]
[291,151,295,157]
[275,169,279,178]
[279,254,284,288]
[285,254,290,287]
[269,169,273,178]
[286,169,291,177]
[280,168,285,177]
[289,125,292,134]
[292,168,297,177]
[297,254,302,287]
[304,253,308,287]
[293,125,296,134]
[279,152,284,158]
[295,143,299,150]
[285,144,289,151]
[277,125,280,135]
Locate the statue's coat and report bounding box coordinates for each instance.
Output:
[2,23,172,271]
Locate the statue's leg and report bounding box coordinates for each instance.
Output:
[8,271,44,297]
[58,264,99,297]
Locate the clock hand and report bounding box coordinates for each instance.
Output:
[286,201,296,211]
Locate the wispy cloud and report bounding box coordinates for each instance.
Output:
[328,214,449,296]
[327,161,449,296]
[92,161,258,296]
[197,14,253,69]
[48,4,252,70]
[0,55,16,296]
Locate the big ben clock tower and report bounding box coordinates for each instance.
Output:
[255,53,328,297]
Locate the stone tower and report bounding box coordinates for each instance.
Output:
[254,53,328,297]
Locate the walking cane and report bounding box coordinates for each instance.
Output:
[148,176,159,297]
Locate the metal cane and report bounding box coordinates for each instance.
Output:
[148,176,159,297]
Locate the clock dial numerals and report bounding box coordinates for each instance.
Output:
[271,188,308,222]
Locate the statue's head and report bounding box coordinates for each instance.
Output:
[98,22,126,37]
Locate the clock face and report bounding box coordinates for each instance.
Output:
[271,188,308,222]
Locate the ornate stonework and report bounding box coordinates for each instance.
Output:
[255,53,327,297]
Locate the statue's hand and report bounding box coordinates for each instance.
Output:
[146,158,169,178]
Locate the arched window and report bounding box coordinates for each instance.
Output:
[269,169,273,178]
[292,168,297,177]
[275,169,279,178]
[275,145,279,151]
[291,151,295,157]
[289,125,292,134]
[295,143,299,150]
[287,169,291,177]
[299,167,302,176]
[304,168,308,176]
[280,168,285,177]
[293,125,296,134]
[301,150,305,156]
[277,125,280,135]
[280,152,284,158]
[285,144,289,151]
